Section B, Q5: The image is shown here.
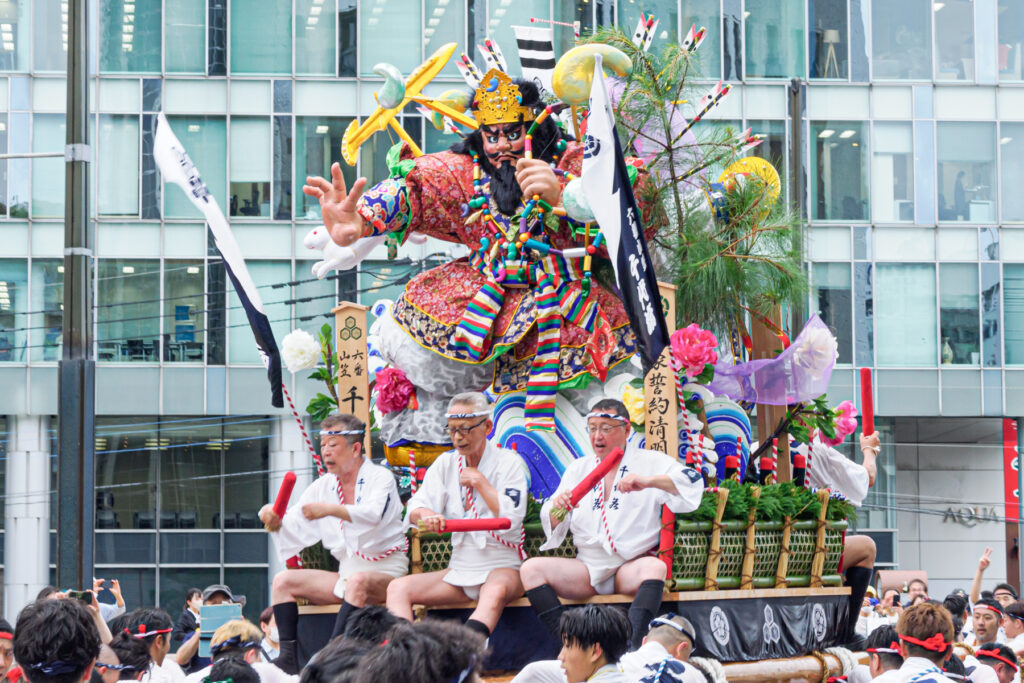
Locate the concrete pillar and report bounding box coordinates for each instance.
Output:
[4,416,51,621]
[267,416,317,585]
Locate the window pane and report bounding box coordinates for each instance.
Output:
[99,0,160,73]
[30,259,62,362]
[723,0,743,81]
[165,117,226,219]
[295,117,356,220]
[745,0,804,79]
[225,532,268,564]
[104,569,156,611]
[0,0,30,71]
[295,261,337,337]
[166,0,206,73]
[339,1,357,77]
[9,112,27,217]
[1001,124,1024,222]
[32,114,65,218]
[230,118,271,218]
[96,418,157,529]
[875,264,937,366]
[810,0,848,79]
[361,1,420,76]
[223,567,268,623]
[617,1,679,54]
[99,115,140,216]
[939,263,980,366]
[812,262,852,364]
[872,0,931,80]
[935,0,974,81]
[161,533,220,563]
[1005,264,1024,364]
[95,532,156,562]
[296,0,334,75]
[938,122,997,223]
[33,0,66,72]
[999,0,1024,81]
[228,261,289,363]
[164,420,222,529]
[681,0,721,79]
[425,0,466,78]
[872,122,914,223]
[0,260,27,363]
[223,416,269,530]
[97,259,161,362]
[811,121,868,221]
[164,260,205,362]
[231,0,290,74]
[159,568,221,619]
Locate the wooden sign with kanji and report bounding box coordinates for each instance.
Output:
[644,282,678,458]
[332,301,370,452]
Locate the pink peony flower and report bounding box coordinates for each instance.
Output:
[375,367,416,414]
[820,400,859,446]
[669,324,719,379]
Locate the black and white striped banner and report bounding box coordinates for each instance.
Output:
[153,113,284,408]
[512,25,555,93]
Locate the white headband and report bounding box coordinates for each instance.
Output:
[321,429,364,435]
[445,410,491,419]
[586,412,629,422]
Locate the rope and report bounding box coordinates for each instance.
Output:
[334,476,409,562]
[808,650,831,683]
[457,455,526,560]
[596,478,618,555]
[280,383,324,476]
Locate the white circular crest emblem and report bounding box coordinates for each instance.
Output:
[812,603,828,642]
[710,606,730,646]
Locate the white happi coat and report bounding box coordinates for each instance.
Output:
[888,657,960,682]
[405,442,529,586]
[780,438,871,506]
[270,458,406,565]
[619,641,706,683]
[540,443,703,586]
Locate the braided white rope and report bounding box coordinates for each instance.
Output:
[825,646,857,675]
[688,657,727,683]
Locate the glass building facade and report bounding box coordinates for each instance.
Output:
[0,0,1019,609]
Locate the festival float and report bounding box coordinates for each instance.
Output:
[267,16,878,681]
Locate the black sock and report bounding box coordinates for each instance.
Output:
[844,566,873,637]
[525,584,564,636]
[628,579,665,651]
[273,602,299,642]
[464,619,491,638]
[331,601,358,640]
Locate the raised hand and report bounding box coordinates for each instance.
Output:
[302,163,368,247]
[258,504,282,532]
[979,546,993,571]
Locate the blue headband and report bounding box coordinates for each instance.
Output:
[28,661,83,676]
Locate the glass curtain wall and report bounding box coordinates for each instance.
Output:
[811,121,868,221]
[937,122,997,223]
[809,0,848,79]
[872,0,931,79]
[745,0,804,79]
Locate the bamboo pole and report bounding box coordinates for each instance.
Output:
[810,489,831,588]
[774,516,793,588]
[740,486,761,589]
[411,529,423,574]
[717,651,868,682]
[704,488,730,590]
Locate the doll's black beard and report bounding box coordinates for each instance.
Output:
[480,157,522,216]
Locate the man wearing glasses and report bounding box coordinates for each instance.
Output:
[522,399,704,651]
[386,392,528,641]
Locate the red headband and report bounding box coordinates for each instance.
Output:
[0,633,12,641]
[124,625,172,639]
[866,641,900,655]
[977,649,1019,672]
[899,633,949,652]
[975,604,1004,616]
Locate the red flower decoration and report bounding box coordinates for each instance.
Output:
[376,367,417,414]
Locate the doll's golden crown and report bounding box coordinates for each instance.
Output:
[473,69,536,127]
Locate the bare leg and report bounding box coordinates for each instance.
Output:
[468,568,525,632]
[343,571,401,608]
[271,568,344,605]
[613,556,668,596]
[520,557,599,600]
[386,570,468,621]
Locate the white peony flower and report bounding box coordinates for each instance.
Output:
[281,329,321,373]
[791,326,838,379]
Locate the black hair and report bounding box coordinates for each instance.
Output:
[449,78,568,216]
[14,599,101,683]
[185,588,202,604]
[300,638,371,683]
[207,658,259,683]
[559,605,631,665]
[943,594,969,619]
[35,587,58,602]
[907,578,928,593]
[974,597,1004,616]
[865,625,902,672]
[107,633,151,681]
[343,606,398,646]
[981,590,994,600]
[0,618,13,635]
[976,642,1018,673]
[124,608,174,650]
[590,399,631,423]
[259,607,273,627]
[107,613,134,636]
[994,583,1018,599]
[943,652,967,679]
[353,619,485,683]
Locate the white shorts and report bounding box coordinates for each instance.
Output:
[333,550,409,599]
[576,545,626,595]
[443,542,522,600]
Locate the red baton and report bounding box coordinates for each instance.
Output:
[442,518,512,532]
[272,472,297,518]
[859,367,874,435]
[568,448,625,508]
